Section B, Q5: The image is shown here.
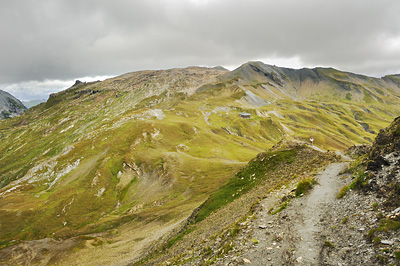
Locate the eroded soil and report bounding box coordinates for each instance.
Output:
[213,158,398,266]
[215,163,349,265]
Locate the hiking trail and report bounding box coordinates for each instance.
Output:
[219,160,351,265]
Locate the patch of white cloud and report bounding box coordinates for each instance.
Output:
[224,56,313,71]
[385,36,400,52]
[1,75,112,101]
[188,0,212,6]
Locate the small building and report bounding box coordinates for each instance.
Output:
[239,112,251,119]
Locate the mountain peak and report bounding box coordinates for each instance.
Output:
[219,61,400,103]
[2,62,400,265]
[0,90,26,119]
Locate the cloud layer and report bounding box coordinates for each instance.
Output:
[1,0,400,100]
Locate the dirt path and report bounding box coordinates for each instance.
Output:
[218,161,350,266]
[293,163,348,265]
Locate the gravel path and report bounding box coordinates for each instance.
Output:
[218,162,352,266]
[293,163,348,265]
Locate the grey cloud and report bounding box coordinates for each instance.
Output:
[1,0,400,99]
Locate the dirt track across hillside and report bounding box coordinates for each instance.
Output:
[291,163,348,265]
[213,149,394,266]
[217,162,352,265]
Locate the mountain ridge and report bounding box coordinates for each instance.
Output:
[1,61,400,265]
[222,61,400,103]
[0,89,26,119]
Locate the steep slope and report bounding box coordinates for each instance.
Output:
[142,119,400,266]
[0,66,281,264]
[1,62,400,265]
[316,116,400,265]
[215,61,400,146]
[139,142,340,265]
[0,89,26,119]
[222,61,400,103]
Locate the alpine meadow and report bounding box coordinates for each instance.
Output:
[1,61,400,265]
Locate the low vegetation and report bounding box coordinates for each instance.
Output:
[337,186,349,199]
[324,240,335,248]
[141,143,340,265]
[195,147,299,222]
[1,63,400,265]
[295,178,317,197]
[271,200,290,215]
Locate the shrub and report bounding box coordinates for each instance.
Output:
[394,250,400,260]
[324,241,335,248]
[349,172,368,189]
[271,200,290,215]
[337,186,349,199]
[295,178,316,197]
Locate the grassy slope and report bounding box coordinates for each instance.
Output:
[141,143,340,265]
[0,70,278,247]
[0,65,400,263]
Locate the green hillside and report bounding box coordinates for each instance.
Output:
[1,62,400,265]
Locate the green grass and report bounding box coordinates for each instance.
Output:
[271,200,290,215]
[349,172,369,189]
[251,238,259,244]
[295,178,317,197]
[373,236,381,245]
[195,147,299,222]
[164,226,197,250]
[379,218,400,232]
[324,241,335,248]
[337,186,349,199]
[1,65,400,254]
[394,250,400,260]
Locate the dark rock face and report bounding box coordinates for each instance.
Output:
[369,116,400,164]
[366,155,389,171]
[365,116,400,205]
[346,144,371,159]
[0,90,27,119]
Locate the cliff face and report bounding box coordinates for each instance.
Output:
[0,90,26,119]
[221,61,400,102]
[366,116,400,208]
[369,116,400,162]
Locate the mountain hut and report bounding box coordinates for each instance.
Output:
[239,112,251,118]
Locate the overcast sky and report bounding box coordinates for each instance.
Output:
[1,0,400,101]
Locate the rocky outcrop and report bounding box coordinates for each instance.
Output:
[346,144,371,158]
[365,117,400,209]
[0,90,26,119]
[369,116,400,165]
[220,61,400,103]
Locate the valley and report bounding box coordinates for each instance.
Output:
[1,61,400,265]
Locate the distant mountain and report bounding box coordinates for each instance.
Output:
[221,61,400,102]
[0,90,26,119]
[1,62,400,265]
[22,99,47,108]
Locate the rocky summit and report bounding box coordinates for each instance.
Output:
[0,89,26,119]
[1,62,400,265]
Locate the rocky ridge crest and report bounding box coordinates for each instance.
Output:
[0,89,26,119]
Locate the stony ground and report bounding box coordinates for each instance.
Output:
[204,159,400,266]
